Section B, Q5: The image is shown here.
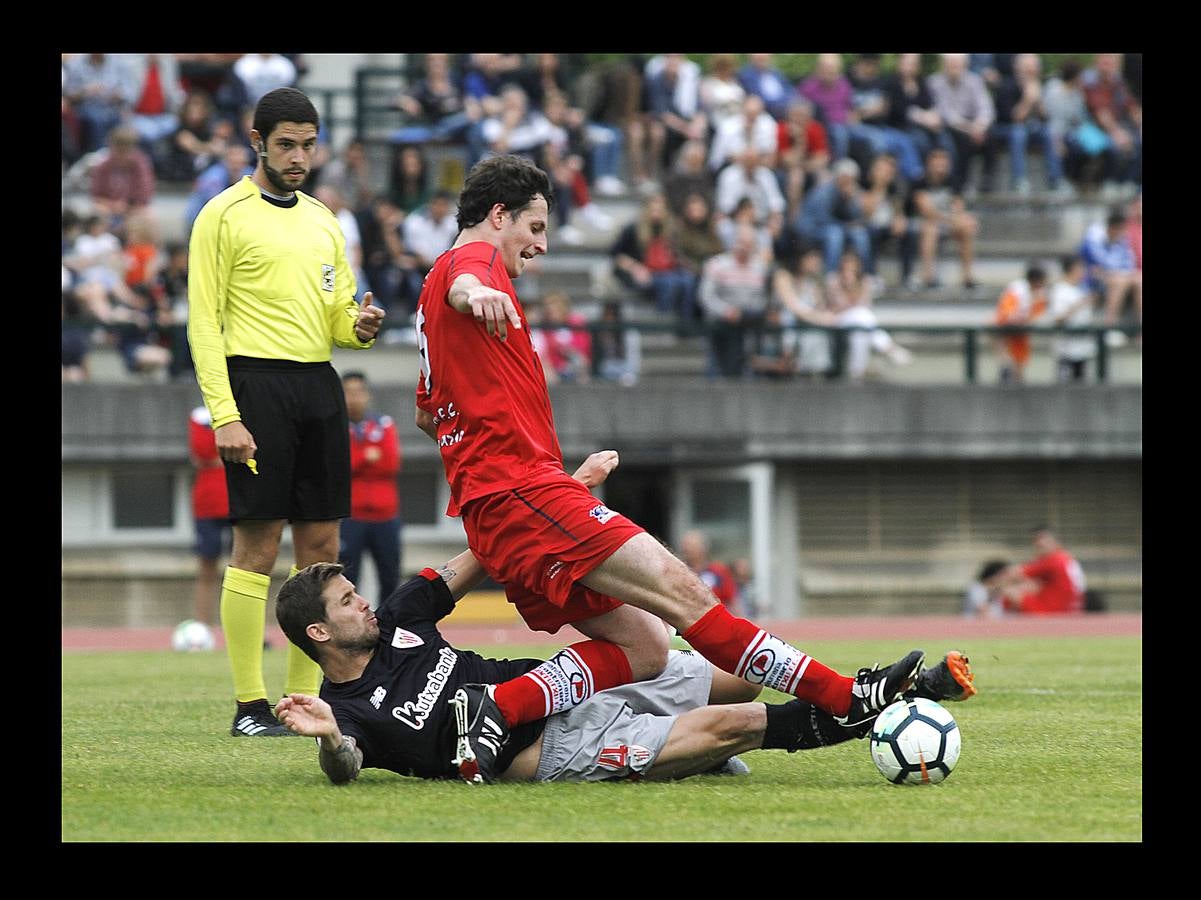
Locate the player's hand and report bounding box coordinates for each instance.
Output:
[354,291,386,342]
[572,449,620,488]
[214,421,257,465]
[468,285,522,341]
[275,693,337,738]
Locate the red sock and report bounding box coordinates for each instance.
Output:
[682,604,853,717]
[493,640,633,727]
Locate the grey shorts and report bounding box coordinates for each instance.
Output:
[534,650,713,782]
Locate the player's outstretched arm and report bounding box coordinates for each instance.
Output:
[448,273,522,341]
[277,694,363,784]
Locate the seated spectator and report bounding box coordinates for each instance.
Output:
[708,93,779,175]
[775,97,832,222]
[993,263,1049,385]
[479,84,559,164]
[358,196,425,318]
[316,185,370,302]
[663,139,716,219]
[1049,255,1094,383]
[402,189,460,274]
[531,291,592,385]
[964,559,1010,618]
[1082,53,1141,195]
[676,191,727,318]
[125,54,186,159]
[698,223,771,379]
[1127,192,1142,275]
[540,88,626,203]
[159,90,231,183]
[90,125,157,229]
[903,146,979,290]
[883,53,953,168]
[153,241,194,380]
[748,301,800,381]
[1080,207,1141,346]
[393,52,473,146]
[860,153,914,284]
[716,196,774,261]
[796,158,872,274]
[825,249,911,381]
[461,53,526,165]
[184,144,254,234]
[62,276,91,382]
[737,53,796,122]
[846,53,924,183]
[233,53,297,106]
[62,53,135,155]
[643,54,707,186]
[539,89,613,243]
[581,55,649,193]
[593,300,641,386]
[991,54,1064,195]
[797,54,864,162]
[988,527,1086,615]
[388,144,433,214]
[771,242,836,377]
[118,210,174,378]
[65,213,142,325]
[927,53,997,193]
[321,138,376,214]
[1042,58,1095,193]
[699,53,746,139]
[714,143,786,240]
[611,191,697,321]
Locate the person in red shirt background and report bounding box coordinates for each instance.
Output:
[679,529,740,615]
[990,526,1086,615]
[187,405,231,646]
[338,372,402,606]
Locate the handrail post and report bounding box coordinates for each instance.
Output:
[964,328,978,384]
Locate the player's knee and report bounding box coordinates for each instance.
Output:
[626,622,670,682]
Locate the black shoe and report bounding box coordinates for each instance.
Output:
[231,699,296,737]
[905,650,977,702]
[835,649,925,727]
[449,684,510,784]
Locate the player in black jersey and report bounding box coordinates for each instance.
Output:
[274,458,976,785]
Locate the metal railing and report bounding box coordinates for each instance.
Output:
[63,318,1141,384]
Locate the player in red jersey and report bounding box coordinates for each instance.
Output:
[414,155,943,783]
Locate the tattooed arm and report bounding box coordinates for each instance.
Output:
[275,694,364,785]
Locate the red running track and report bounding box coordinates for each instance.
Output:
[62,612,1141,653]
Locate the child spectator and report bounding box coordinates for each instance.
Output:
[1049,255,1094,383]
[993,263,1049,384]
[531,291,592,385]
[1080,207,1140,347]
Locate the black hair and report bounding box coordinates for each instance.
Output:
[253,87,319,145]
[456,154,555,231]
[275,562,345,664]
[978,559,1010,581]
[1026,263,1047,284]
[1060,254,1082,273]
[341,370,368,384]
[1107,209,1129,229]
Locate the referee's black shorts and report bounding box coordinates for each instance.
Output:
[224,357,350,522]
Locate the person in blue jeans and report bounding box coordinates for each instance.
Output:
[991,54,1064,194]
[795,158,873,274]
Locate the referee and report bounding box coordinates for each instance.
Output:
[188,87,386,737]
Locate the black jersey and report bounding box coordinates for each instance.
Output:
[320,569,546,779]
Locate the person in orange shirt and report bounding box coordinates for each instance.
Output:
[994,264,1048,384]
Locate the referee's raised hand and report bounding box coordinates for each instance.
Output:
[354,291,386,342]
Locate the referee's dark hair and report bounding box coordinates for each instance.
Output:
[276,562,346,664]
[456,153,555,232]
[253,87,320,143]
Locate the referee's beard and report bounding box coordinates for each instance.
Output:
[261,158,308,195]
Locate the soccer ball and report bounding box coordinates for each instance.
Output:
[869,697,961,785]
[171,619,216,653]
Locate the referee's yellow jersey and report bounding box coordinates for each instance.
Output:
[187,175,374,428]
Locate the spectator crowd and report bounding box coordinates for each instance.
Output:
[63,52,1142,384]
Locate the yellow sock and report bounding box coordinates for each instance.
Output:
[283,564,322,696]
[221,566,270,703]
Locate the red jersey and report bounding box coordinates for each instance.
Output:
[189,407,229,519]
[415,242,565,516]
[349,413,401,521]
[1018,548,1085,614]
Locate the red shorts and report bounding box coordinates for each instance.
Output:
[462,475,645,634]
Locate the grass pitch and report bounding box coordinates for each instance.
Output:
[61,636,1140,842]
